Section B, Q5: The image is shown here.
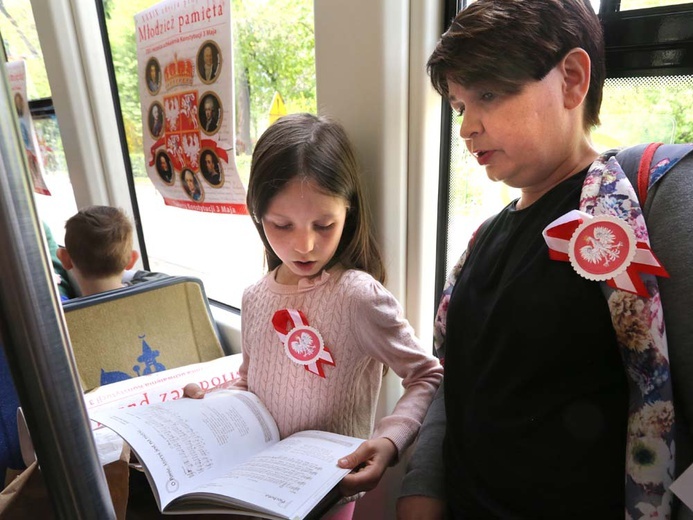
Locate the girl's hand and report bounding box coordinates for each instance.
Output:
[183,383,206,399]
[337,437,397,496]
[182,380,236,399]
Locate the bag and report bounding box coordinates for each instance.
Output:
[615,142,693,518]
[0,443,130,519]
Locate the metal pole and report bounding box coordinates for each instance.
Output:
[0,70,115,518]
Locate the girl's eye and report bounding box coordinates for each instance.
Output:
[272,223,292,231]
[454,106,465,117]
[480,91,496,102]
[314,223,334,231]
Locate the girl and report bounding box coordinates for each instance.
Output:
[188,113,442,519]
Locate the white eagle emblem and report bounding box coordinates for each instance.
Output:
[290,332,316,356]
[579,226,623,266]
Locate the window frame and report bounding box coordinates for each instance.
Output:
[93,0,152,272]
[601,3,693,78]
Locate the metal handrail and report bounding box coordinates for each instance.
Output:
[0,66,115,517]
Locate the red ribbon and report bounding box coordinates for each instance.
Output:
[543,210,668,297]
[272,309,335,378]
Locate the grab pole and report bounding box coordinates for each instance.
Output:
[0,65,116,518]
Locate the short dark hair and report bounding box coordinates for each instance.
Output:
[427,0,604,128]
[246,113,385,283]
[64,206,133,278]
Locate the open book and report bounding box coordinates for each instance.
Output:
[89,389,364,519]
[18,355,244,468]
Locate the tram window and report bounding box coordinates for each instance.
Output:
[0,0,77,244]
[0,0,50,99]
[102,0,317,309]
[32,114,75,244]
[599,75,693,145]
[618,0,692,10]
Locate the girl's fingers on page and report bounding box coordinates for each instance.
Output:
[337,442,368,469]
[338,459,387,495]
[337,438,396,495]
[183,380,237,399]
[182,383,205,398]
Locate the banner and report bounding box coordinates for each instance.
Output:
[134,0,247,214]
[5,60,50,196]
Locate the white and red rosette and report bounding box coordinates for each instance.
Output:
[543,210,668,297]
[271,309,335,378]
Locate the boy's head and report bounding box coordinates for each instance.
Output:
[427,0,604,129]
[58,206,137,280]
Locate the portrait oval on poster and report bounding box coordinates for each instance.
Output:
[148,101,165,139]
[199,148,224,188]
[181,168,204,203]
[197,40,222,85]
[155,150,175,185]
[145,57,162,95]
[198,92,222,136]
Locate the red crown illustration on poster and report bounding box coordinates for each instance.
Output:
[164,54,194,90]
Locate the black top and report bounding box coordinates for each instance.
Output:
[443,170,628,519]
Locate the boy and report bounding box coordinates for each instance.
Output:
[57,206,139,297]
[399,1,690,518]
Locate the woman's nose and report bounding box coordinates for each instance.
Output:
[459,111,481,141]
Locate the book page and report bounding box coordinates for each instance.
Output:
[85,354,242,415]
[89,390,279,510]
[176,430,364,519]
[18,356,243,468]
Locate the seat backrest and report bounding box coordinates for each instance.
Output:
[63,276,226,392]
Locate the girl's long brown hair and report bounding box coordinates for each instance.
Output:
[246,113,385,283]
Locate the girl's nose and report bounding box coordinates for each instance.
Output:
[294,231,315,254]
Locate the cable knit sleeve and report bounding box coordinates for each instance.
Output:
[350,273,443,456]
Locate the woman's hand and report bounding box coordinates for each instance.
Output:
[336,437,397,496]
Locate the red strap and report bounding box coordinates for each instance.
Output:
[637,142,663,207]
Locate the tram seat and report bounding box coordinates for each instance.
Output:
[63,275,227,392]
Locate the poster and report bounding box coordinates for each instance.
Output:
[6,60,50,196]
[134,0,247,214]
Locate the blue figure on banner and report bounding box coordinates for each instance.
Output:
[133,335,166,376]
[100,367,131,386]
[99,334,167,385]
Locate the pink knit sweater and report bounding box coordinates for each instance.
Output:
[234,266,443,456]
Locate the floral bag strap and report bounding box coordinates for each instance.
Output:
[543,153,675,518]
